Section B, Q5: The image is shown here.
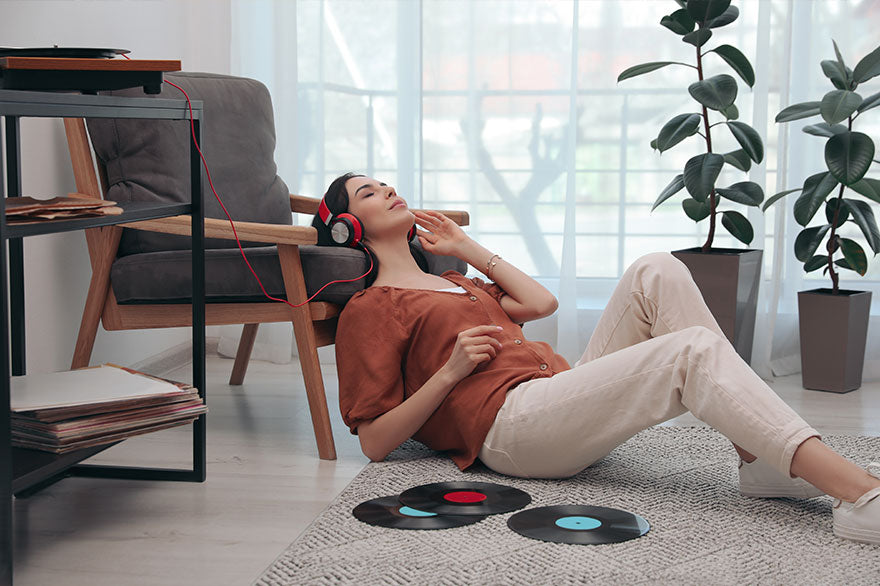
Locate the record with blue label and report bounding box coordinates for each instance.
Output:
[507,504,650,544]
[398,481,531,516]
[353,496,486,530]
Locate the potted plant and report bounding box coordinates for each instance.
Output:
[765,40,880,392]
[617,0,765,363]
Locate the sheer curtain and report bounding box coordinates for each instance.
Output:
[227,0,880,382]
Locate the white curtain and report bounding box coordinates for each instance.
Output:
[226,0,880,382]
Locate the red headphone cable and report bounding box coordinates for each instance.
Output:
[121,54,373,307]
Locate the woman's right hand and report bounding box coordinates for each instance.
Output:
[440,325,504,384]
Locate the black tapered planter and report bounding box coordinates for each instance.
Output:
[798,288,871,393]
[671,247,763,364]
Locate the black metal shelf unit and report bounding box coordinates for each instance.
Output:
[0,89,207,585]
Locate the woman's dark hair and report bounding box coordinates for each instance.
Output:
[312,172,428,287]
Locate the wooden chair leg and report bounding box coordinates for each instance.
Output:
[278,244,337,460]
[72,226,122,369]
[229,323,259,385]
[71,300,102,370]
[291,320,337,460]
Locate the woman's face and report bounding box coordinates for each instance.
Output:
[345,176,414,244]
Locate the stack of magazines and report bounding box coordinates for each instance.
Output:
[10,364,207,454]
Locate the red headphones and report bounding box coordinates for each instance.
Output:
[317,197,416,248]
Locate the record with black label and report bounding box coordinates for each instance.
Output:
[507,505,650,544]
[0,47,130,59]
[353,496,486,530]
[398,481,531,516]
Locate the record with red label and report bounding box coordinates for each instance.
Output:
[398,481,531,516]
[507,504,650,545]
[353,496,486,530]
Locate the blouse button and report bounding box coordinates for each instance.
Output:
[539,363,548,370]
[469,296,477,301]
[514,339,522,345]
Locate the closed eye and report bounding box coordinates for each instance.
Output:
[356,182,385,199]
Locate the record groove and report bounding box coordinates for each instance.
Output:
[507,505,650,544]
[353,496,486,530]
[398,481,531,515]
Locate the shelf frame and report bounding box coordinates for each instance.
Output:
[0,88,207,586]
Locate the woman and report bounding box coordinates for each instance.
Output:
[314,172,880,544]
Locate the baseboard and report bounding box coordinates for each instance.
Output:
[128,336,220,376]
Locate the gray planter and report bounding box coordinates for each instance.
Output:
[671,247,763,364]
[798,288,872,393]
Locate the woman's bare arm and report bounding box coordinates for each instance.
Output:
[356,324,504,461]
[357,368,457,461]
[413,211,558,324]
[460,239,558,323]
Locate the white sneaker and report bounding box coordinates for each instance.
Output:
[738,458,825,499]
[832,463,880,544]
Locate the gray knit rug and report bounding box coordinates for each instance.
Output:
[256,426,880,585]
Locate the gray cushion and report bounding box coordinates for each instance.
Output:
[91,71,466,307]
[111,242,468,306]
[87,72,291,257]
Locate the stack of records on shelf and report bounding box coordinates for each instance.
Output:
[10,363,207,454]
[4,195,122,223]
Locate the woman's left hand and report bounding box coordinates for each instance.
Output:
[412,210,470,257]
[413,210,470,256]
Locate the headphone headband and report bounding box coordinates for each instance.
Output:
[317,198,334,227]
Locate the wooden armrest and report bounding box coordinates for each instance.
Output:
[429,209,470,227]
[119,215,317,246]
[289,194,470,227]
[290,194,320,215]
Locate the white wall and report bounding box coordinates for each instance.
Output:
[1,0,231,373]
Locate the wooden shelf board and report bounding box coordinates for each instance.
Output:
[0,57,181,72]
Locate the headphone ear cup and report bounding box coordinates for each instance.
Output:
[407,223,417,242]
[331,213,364,248]
[328,217,351,246]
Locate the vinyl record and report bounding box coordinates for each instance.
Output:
[0,47,130,59]
[398,481,531,516]
[507,505,650,545]
[352,496,486,530]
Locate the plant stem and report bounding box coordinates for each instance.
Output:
[697,46,716,252]
[826,115,853,295]
[827,183,845,294]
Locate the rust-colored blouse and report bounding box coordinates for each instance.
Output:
[335,270,572,470]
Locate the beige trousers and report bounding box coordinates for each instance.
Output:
[478,252,819,479]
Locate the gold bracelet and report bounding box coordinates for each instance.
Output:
[486,254,502,278]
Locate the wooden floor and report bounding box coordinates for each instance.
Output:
[11,351,880,586]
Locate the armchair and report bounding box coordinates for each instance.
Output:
[63,72,469,460]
